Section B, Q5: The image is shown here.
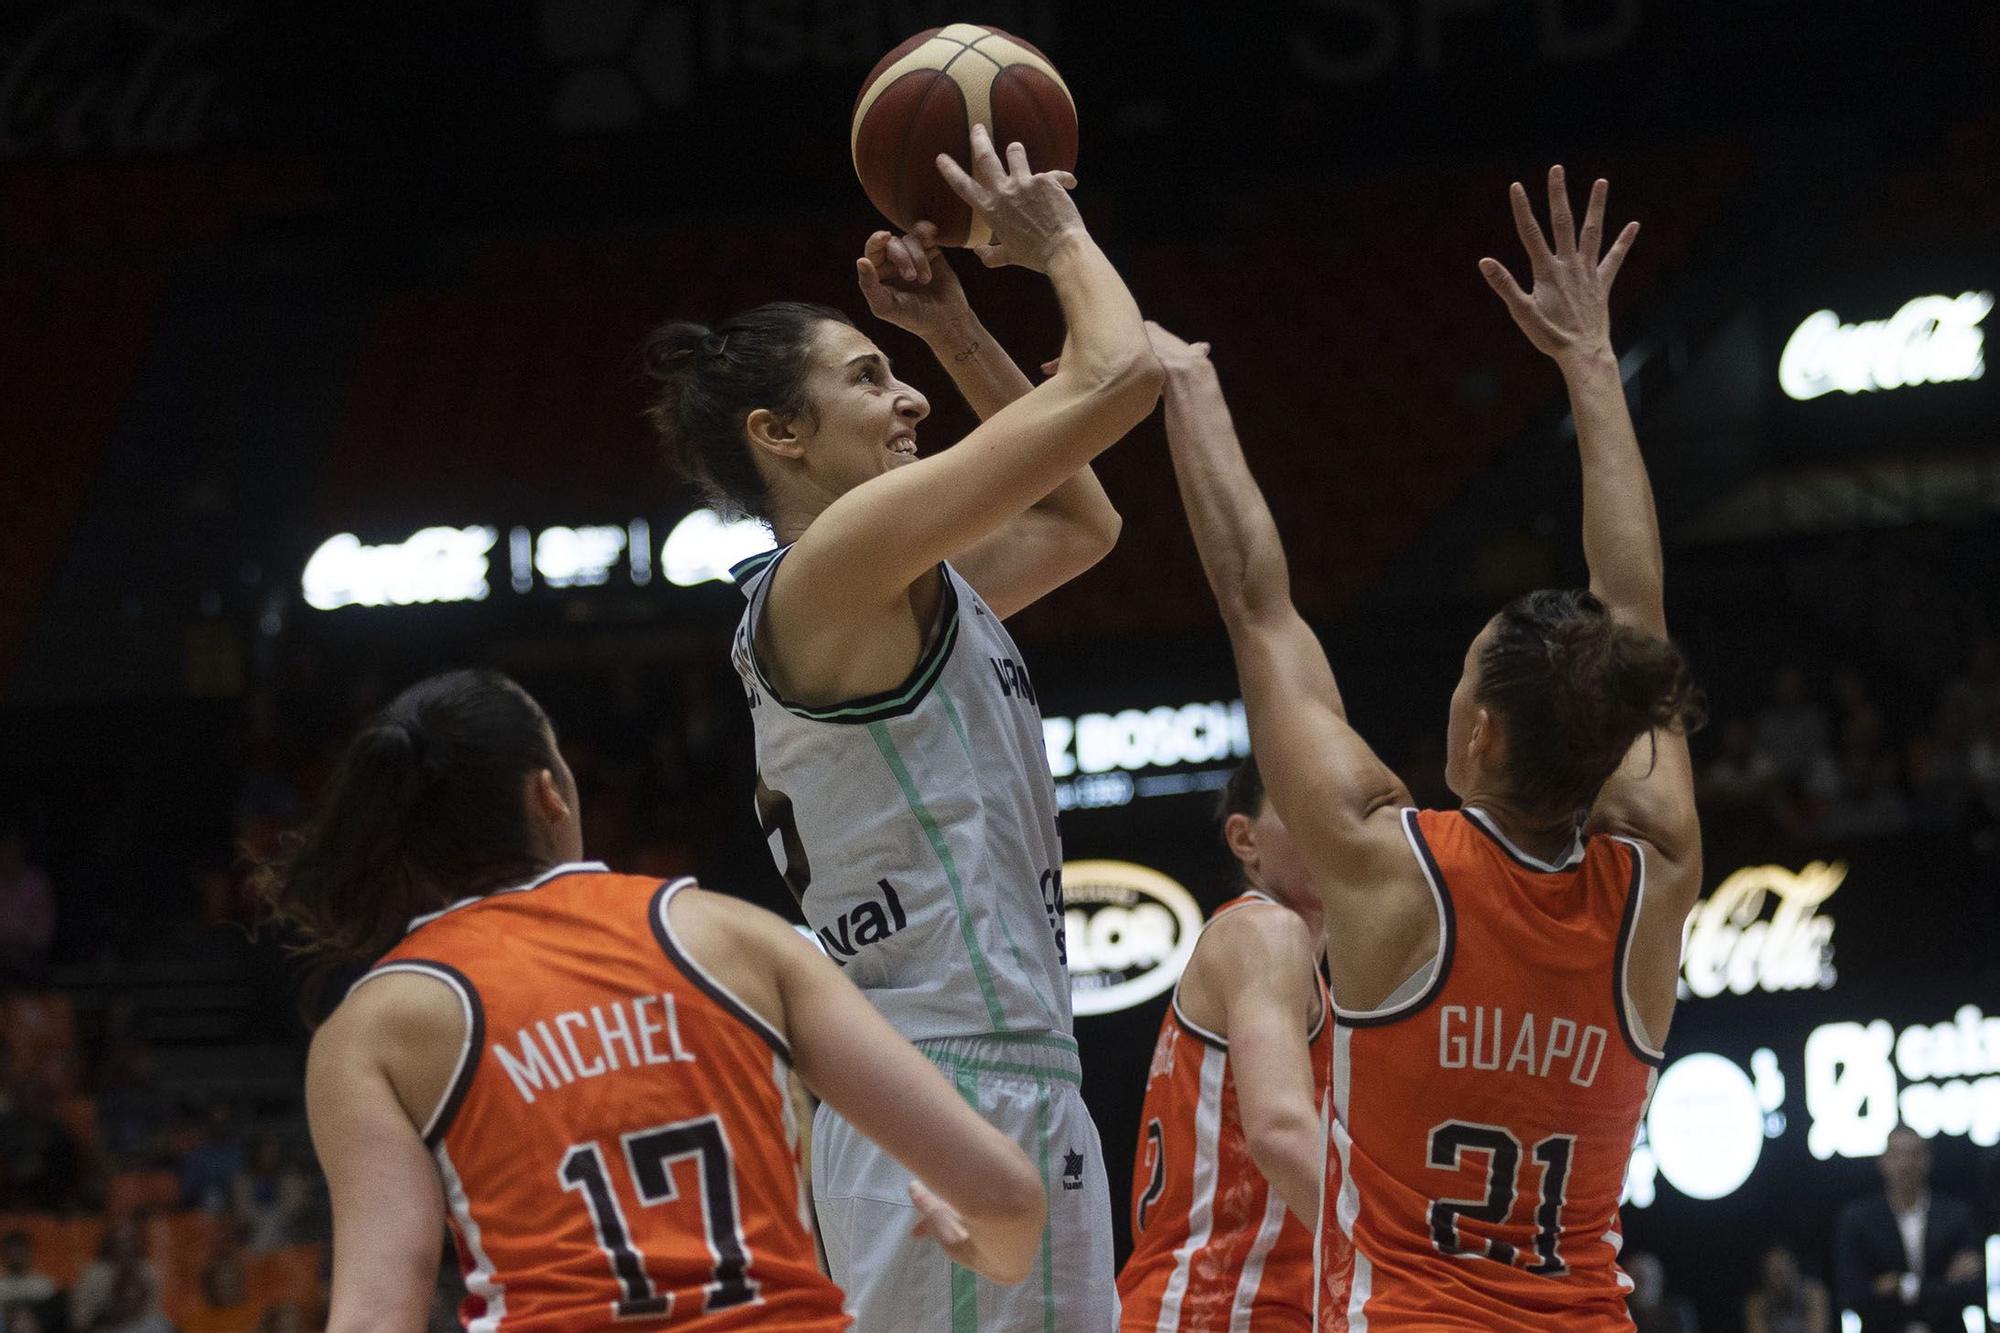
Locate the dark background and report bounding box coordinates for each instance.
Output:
[2,1,1998,1329]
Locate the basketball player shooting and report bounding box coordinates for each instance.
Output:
[1153,168,1704,1330]
[642,121,1160,1330]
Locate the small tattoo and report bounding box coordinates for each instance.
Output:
[951,341,982,363]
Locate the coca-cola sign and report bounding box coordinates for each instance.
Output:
[0,1,236,158]
[1678,860,1841,1000]
[1778,291,1992,402]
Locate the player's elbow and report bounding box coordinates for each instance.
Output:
[1245,1102,1321,1166]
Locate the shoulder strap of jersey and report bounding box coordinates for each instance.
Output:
[731,545,962,725]
[347,958,484,1149]
[1329,808,1456,1028]
[647,878,793,1061]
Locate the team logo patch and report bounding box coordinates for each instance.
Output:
[1062,860,1202,1017]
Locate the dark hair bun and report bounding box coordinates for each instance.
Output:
[641,321,714,385]
[1479,589,1705,819]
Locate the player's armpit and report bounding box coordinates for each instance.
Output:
[307,1007,450,1333]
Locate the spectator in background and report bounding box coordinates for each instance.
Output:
[82,1266,172,1333]
[71,1218,162,1333]
[179,1255,260,1333]
[1626,1251,1699,1333]
[0,1230,65,1332]
[1835,1125,1986,1330]
[1702,718,1780,809]
[1810,713,1912,842]
[0,814,55,981]
[228,1135,311,1253]
[251,1307,303,1333]
[1941,635,2000,740]
[1756,666,1833,785]
[0,1056,85,1212]
[94,1009,171,1169]
[178,1103,244,1211]
[1745,1243,1831,1333]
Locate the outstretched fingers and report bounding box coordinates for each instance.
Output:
[966,122,1006,185]
[1509,181,1552,271]
[1478,256,1535,321]
[1579,178,1608,263]
[1548,165,1575,258]
[1599,220,1641,289]
[935,150,985,209]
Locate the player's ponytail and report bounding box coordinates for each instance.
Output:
[253,668,562,965]
[1476,589,1705,821]
[642,302,852,522]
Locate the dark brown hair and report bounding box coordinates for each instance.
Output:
[253,669,560,964]
[642,302,851,521]
[1217,754,1265,825]
[1476,589,1704,820]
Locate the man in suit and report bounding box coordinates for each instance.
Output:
[1835,1126,1987,1331]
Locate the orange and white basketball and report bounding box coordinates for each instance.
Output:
[851,24,1079,248]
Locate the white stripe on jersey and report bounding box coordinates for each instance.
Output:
[437,1143,507,1332]
[1229,1189,1289,1331]
[1155,1044,1227,1332]
[1331,1023,1372,1331]
[775,1050,813,1234]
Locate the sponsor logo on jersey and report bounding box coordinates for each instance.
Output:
[991,655,1037,705]
[1061,860,1202,1017]
[1062,1148,1085,1191]
[816,878,910,965]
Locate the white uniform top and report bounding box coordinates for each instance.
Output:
[730,546,1073,1042]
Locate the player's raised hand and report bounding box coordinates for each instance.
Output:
[1479,166,1639,367]
[935,122,1084,274]
[856,222,971,338]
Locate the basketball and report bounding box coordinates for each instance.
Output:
[851,23,1079,248]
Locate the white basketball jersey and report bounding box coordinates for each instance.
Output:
[730,547,1073,1043]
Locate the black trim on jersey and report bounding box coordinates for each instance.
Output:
[647,879,793,1060]
[1334,809,1458,1029]
[1461,806,1585,874]
[1171,894,1329,1049]
[1168,990,1229,1051]
[1608,838,1666,1068]
[729,547,784,586]
[359,958,485,1149]
[738,548,962,726]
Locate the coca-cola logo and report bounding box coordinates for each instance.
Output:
[1679,861,1842,1000]
[0,1,236,158]
[1778,291,1992,402]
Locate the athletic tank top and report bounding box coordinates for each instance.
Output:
[730,548,1071,1043]
[1120,892,1333,1332]
[363,866,847,1331]
[1315,809,1662,1331]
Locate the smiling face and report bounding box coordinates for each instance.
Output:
[778,319,931,503]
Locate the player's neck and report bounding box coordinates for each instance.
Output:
[1459,793,1579,865]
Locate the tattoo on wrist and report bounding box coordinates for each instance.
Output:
[950,340,982,363]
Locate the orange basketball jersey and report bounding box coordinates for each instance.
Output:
[362,864,848,1332]
[1315,809,1662,1331]
[1119,892,1333,1332]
